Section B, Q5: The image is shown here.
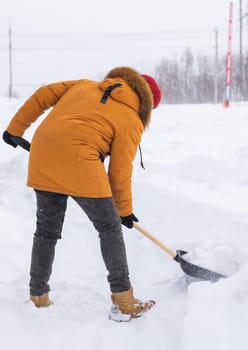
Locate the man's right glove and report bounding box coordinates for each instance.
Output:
[2,130,18,148]
[121,213,139,229]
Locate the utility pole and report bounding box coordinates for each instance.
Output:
[238,1,248,100]
[239,0,243,99]
[8,20,13,100]
[214,28,219,104]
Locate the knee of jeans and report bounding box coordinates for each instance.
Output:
[35,226,62,240]
[35,212,65,240]
[95,217,121,234]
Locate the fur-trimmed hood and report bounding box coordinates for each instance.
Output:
[105,66,153,128]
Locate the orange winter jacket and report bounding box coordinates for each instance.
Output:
[6,67,153,216]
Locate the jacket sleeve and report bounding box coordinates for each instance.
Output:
[108,122,143,217]
[6,80,79,136]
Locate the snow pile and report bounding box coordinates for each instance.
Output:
[182,243,239,277]
[1,97,248,349]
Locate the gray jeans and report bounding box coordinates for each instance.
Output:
[30,189,131,295]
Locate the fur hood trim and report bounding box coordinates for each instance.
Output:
[105,66,153,128]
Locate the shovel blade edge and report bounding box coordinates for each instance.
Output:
[176,250,226,282]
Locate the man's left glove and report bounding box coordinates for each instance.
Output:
[2,130,18,148]
[121,213,139,229]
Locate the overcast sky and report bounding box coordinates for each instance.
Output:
[0,0,243,33]
[0,0,247,97]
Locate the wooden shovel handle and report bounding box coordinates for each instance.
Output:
[133,222,177,258]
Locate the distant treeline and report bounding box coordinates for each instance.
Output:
[155,48,248,104]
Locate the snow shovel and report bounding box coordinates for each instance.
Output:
[133,222,225,282]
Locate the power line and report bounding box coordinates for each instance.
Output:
[0,28,239,39]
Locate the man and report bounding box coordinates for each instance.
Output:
[2,66,162,321]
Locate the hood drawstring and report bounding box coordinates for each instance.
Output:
[139,145,145,169]
[100,83,122,104]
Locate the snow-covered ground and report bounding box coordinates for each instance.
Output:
[1,97,248,349]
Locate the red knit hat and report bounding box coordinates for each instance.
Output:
[141,74,162,109]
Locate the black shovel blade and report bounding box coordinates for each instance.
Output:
[174,250,226,282]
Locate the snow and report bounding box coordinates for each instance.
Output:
[1,97,248,349]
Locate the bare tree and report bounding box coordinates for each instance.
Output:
[155,51,247,104]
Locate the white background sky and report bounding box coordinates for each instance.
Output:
[0,0,244,32]
[0,0,247,97]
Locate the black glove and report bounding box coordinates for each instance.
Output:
[2,130,18,148]
[121,213,139,229]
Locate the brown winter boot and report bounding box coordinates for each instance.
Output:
[109,288,155,321]
[30,293,53,308]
